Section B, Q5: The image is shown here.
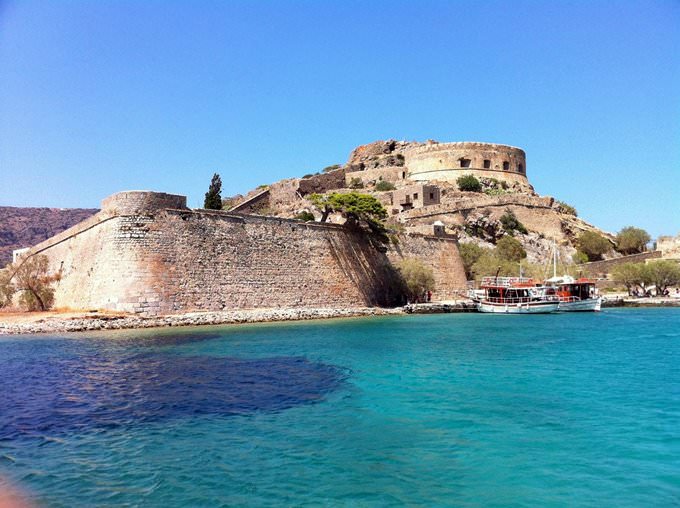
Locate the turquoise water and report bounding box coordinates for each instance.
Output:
[1,309,679,506]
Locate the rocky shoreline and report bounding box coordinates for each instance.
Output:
[0,307,405,335]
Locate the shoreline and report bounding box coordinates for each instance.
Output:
[1,299,678,335]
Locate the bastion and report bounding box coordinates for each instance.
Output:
[22,191,467,315]
[404,142,528,185]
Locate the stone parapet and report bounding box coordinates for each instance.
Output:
[101,191,187,215]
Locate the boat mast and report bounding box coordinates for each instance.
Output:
[553,239,557,279]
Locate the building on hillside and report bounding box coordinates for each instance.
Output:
[391,184,440,213]
[12,248,29,264]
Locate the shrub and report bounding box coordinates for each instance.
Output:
[457,175,482,192]
[499,209,528,235]
[572,251,589,264]
[615,226,651,255]
[496,235,527,262]
[302,173,314,179]
[348,177,364,189]
[294,211,315,222]
[458,243,486,280]
[322,164,342,173]
[555,201,578,216]
[374,180,396,192]
[7,255,58,311]
[577,231,612,261]
[396,258,435,302]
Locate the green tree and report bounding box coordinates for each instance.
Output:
[642,260,680,296]
[203,173,223,210]
[0,268,15,307]
[471,252,518,281]
[309,192,387,233]
[395,258,435,303]
[496,235,527,262]
[611,262,644,295]
[457,174,482,192]
[348,177,364,189]
[577,231,612,261]
[499,209,528,235]
[458,242,486,280]
[9,255,58,311]
[615,227,651,255]
[572,251,589,264]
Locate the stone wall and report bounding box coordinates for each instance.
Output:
[22,191,467,315]
[582,251,662,277]
[658,233,680,260]
[404,142,529,185]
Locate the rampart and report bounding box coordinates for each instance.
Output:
[23,191,467,315]
[404,142,528,185]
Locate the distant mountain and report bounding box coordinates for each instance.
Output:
[0,207,98,267]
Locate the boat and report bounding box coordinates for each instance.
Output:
[473,276,559,314]
[544,275,602,312]
[543,240,602,312]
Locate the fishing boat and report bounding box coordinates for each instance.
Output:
[473,276,559,314]
[544,275,602,312]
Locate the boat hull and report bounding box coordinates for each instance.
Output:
[476,301,559,314]
[557,297,602,312]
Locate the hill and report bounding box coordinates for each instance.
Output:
[0,207,98,266]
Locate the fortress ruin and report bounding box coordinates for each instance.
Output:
[21,191,467,315]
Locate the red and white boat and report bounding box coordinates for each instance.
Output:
[544,275,602,312]
[473,276,559,314]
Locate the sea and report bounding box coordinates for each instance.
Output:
[0,308,678,507]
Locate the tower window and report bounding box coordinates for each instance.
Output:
[518,164,524,173]
[459,158,471,168]
[429,192,434,200]
[483,159,491,169]
[503,161,510,171]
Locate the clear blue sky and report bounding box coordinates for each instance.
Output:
[1,0,678,238]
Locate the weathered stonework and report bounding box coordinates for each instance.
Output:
[658,233,680,260]
[23,191,467,315]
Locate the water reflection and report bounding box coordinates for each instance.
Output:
[0,343,346,439]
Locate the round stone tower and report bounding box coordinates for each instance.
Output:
[404,142,528,185]
[101,191,188,215]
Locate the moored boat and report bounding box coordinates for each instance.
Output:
[473,276,559,314]
[544,275,602,312]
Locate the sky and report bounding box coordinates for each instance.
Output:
[1,0,678,238]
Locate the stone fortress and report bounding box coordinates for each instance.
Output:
[14,137,618,316]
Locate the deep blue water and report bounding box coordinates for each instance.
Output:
[0,309,678,506]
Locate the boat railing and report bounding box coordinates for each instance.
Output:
[480,276,535,288]
[482,295,559,304]
[558,296,581,303]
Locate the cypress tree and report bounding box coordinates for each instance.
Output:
[204,173,223,209]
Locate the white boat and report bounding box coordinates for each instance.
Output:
[473,277,559,314]
[544,275,602,312]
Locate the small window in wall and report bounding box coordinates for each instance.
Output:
[503,161,509,171]
[402,171,406,179]
[459,158,471,168]
[483,159,491,169]
[429,192,434,200]
[413,193,418,200]
[517,164,524,173]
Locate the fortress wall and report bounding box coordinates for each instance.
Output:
[387,235,468,299]
[405,142,529,184]
[23,191,468,314]
[345,166,406,186]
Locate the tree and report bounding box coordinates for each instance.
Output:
[9,255,58,311]
[374,180,396,192]
[616,227,651,255]
[396,258,435,303]
[572,251,589,264]
[458,242,486,280]
[577,231,612,261]
[611,262,644,295]
[471,252,519,282]
[642,260,680,296]
[496,235,527,262]
[309,192,387,233]
[0,268,15,307]
[457,174,482,192]
[204,173,223,209]
[499,209,528,235]
[294,211,315,222]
